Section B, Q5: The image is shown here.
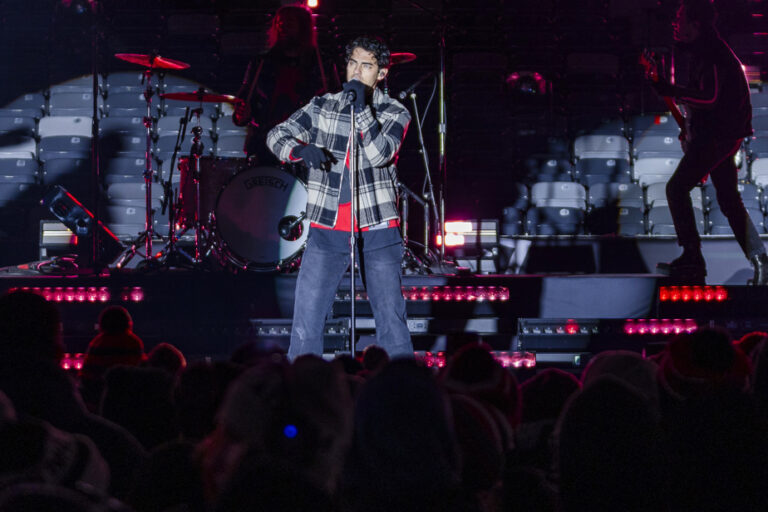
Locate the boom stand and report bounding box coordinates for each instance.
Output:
[406,92,441,259]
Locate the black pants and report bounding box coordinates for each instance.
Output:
[666,137,764,259]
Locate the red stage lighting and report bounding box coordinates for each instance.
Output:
[659,286,728,303]
[623,319,697,335]
[60,353,85,371]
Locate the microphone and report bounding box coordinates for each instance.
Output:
[345,79,359,102]
[278,211,306,241]
[397,72,434,100]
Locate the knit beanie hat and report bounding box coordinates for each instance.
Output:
[659,329,751,401]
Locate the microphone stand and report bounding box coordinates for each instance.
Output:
[348,100,358,356]
[406,92,441,260]
[437,31,448,264]
[89,1,102,273]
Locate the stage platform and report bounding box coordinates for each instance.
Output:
[1,264,766,368]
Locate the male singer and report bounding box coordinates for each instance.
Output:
[267,36,413,358]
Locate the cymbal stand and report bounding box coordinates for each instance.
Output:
[189,112,205,264]
[141,66,157,261]
[114,66,161,270]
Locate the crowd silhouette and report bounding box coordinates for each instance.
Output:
[0,288,767,511]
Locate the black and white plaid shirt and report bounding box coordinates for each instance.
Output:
[267,87,411,228]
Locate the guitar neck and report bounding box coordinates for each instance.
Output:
[662,96,686,132]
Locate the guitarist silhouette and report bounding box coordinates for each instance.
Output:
[647,0,768,285]
[232,5,340,167]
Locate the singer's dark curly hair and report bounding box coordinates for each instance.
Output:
[345,36,391,68]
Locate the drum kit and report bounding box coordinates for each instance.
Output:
[112,50,423,273]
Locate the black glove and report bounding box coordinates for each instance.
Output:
[342,80,367,112]
[650,79,676,98]
[293,144,332,170]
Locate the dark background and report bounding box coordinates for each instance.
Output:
[0,0,766,262]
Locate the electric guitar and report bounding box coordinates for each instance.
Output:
[640,49,687,142]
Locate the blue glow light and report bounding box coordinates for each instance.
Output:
[283,424,298,438]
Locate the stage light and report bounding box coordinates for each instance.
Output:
[60,353,85,371]
[306,0,319,8]
[336,286,510,302]
[623,319,697,335]
[436,233,465,247]
[120,287,145,303]
[436,220,498,248]
[10,286,114,303]
[659,286,729,303]
[421,351,446,368]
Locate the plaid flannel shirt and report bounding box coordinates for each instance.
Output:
[267,87,411,228]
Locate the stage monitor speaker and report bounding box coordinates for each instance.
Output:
[41,186,124,268]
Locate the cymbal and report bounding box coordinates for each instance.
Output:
[160,91,240,104]
[391,52,417,66]
[115,53,190,70]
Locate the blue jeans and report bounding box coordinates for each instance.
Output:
[288,233,413,359]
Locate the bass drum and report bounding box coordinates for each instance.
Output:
[213,166,308,271]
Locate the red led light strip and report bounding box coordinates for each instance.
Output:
[9,286,145,303]
[624,319,697,335]
[419,351,535,369]
[658,286,728,302]
[340,286,511,302]
[61,353,85,371]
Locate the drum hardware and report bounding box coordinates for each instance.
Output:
[160,89,239,104]
[156,108,197,268]
[113,52,191,269]
[398,181,433,275]
[189,122,205,263]
[153,87,241,270]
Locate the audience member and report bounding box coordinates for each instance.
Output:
[556,376,667,512]
[342,359,465,512]
[199,355,352,503]
[0,393,109,494]
[128,440,205,512]
[736,330,768,358]
[514,368,580,472]
[100,366,178,451]
[0,290,146,500]
[174,360,244,442]
[0,482,134,512]
[143,342,186,378]
[361,344,389,376]
[440,342,521,430]
[664,387,768,511]
[581,349,661,413]
[657,328,751,404]
[79,306,146,412]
